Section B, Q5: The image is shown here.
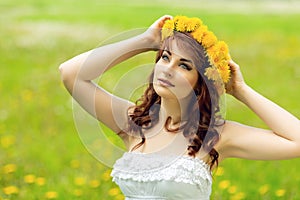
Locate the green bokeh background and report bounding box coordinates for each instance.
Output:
[1,0,300,199]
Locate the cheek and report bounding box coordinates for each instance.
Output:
[178,72,198,90]
[189,73,199,89]
[153,64,161,80]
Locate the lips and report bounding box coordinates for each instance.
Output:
[157,78,175,87]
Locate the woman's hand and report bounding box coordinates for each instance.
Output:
[142,15,173,49]
[225,60,247,100]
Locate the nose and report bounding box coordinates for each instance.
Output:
[162,64,174,78]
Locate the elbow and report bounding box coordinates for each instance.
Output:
[59,61,77,82]
[59,62,77,93]
[59,62,71,79]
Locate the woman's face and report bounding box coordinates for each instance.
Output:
[153,40,199,100]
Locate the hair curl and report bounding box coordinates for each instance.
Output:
[126,32,224,169]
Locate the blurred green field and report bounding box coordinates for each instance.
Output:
[1,0,300,199]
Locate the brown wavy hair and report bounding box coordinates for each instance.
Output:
[126,32,224,169]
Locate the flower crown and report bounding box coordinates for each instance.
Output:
[161,16,231,94]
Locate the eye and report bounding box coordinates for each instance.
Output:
[179,63,192,71]
[161,54,169,62]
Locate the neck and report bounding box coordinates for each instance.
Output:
[159,96,192,126]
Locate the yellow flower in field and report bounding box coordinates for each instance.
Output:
[108,187,120,196]
[1,135,15,148]
[45,191,58,199]
[73,189,83,197]
[215,166,224,176]
[228,185,237,194]
[74,177,86,186]
[230,192,246,200]
[115,194,125,200]
[70,159,80,168]
[258,184,269,195]
[102,169,112,181]
[3,185,19,195]
[21,89,33,102]
[275,189,286,197]
[89,180,100,188]
[219,180,230,190]
[3,164,17,174]
[36,177,46,186]
[24,174,36,184]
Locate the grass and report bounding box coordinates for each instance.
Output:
[0,0,300,199]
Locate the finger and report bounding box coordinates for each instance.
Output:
[228,60,240,72]
[151,15,173,29]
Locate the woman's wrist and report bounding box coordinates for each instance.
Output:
[137,33,159,51]
[232,83,251,103]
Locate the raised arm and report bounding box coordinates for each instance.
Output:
[59,15,172,138]
[217,60,300,161]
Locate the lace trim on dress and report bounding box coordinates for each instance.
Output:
[111,152,212,186]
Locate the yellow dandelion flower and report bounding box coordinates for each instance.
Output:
[3,186,19,195]
[45,191,58,199]
[163,19,174,30]
[21,89,33,102]
[218,68,231,83]
[228,185,237,194]
[206,45,218,58]
[230,192,246,200]
[162,19,174,40]
[174,16,188,32]
[1,135,15,148]
[205,67,220,81]
[219,180,230,190]
[191,25,208,43]
[36,177,46,186]
[275,189,286,197]
[115,194,125,200]
[24,174,36,184]
[70,160,80,168]
[74,177,86,186]
[258,184,269,195]
[185,17,202,32]
[215,166,224,176]
[214,43,229,60]
[108,187,120,196]
[73,189,83,197]
[3,164,17,174]
[202,31,217,48]
[89,180,100,188]
[102,169,112,181]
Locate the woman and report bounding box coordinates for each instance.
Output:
[59,15,300,199]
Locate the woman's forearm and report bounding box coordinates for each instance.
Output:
[235,84,300,141]
[59,33,154,81]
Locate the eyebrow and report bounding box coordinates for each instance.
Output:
[163,50,193,64]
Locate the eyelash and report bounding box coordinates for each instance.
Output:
[179,63,192,71]
[161,53,192,71]
[162,54,169,61]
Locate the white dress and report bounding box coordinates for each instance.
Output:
[111,151,212,200]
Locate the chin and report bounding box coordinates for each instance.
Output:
[154,84,193,100]
[153,84,176,99]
